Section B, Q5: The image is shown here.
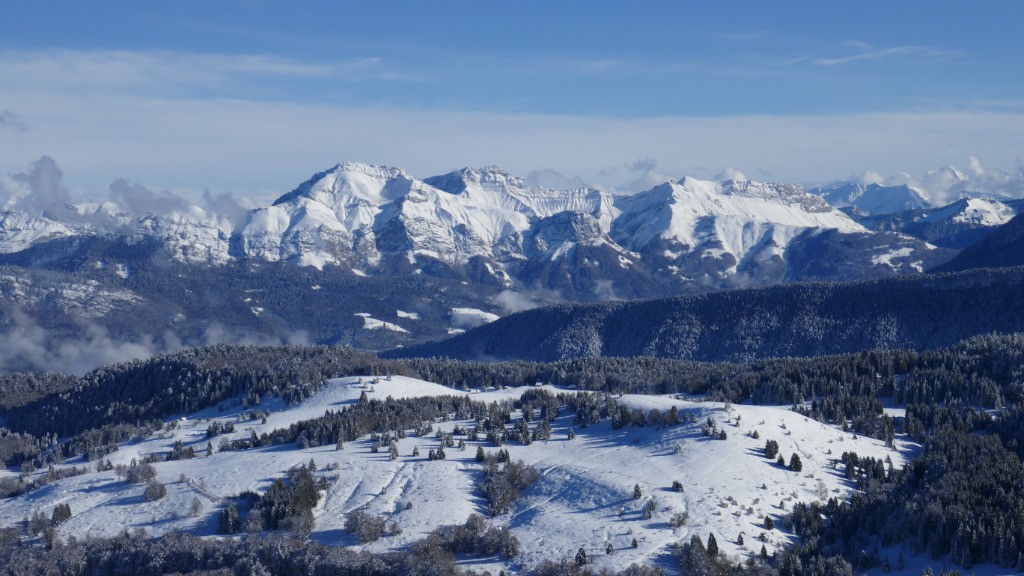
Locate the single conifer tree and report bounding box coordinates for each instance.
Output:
[789,453,803,472]
[707,533,719,557]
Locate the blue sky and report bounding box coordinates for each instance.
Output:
[1,1,1022,199]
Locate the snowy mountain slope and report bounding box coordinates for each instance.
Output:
[921,197,1015,227]
[0,200,233,266]
[235,163,606,272]
[234,162,408,268]
[813,182,931,215]
[855,197,1023,249]
[130,208,233,265]
[0,211,75,253]
[933,212,1024,273]
[425,166,618,234]
[784,229,953,278]
[614,177,862,252]
[233,162,920,295]
[609,177,868,282]
[0,375,909,574]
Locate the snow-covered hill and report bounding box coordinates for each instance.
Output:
[920,197,1015,228]
[0,375,911,574]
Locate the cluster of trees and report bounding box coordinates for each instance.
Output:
[564,391,690,430]
[479,453,539,516]
[0,428,58,469]
[418,512,520,558]
[674,532,793,576]
[344,510,399,544]
[219,463,326,536]
[0,529,459,576]
[244,393,501,452]
[0,372,78,412]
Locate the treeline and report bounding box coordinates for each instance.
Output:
[9,333,1024,470]
[0,344,414,468]
[410,334,1024,443]
[0,529,463,576]
[789,430,1024,572]
[0,523,676,576]
[3,344,413,439]
[233,393,498,452]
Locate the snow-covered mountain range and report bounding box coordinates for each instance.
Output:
[1,161,953,295]
[4,158,1022,373]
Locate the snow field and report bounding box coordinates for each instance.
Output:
[0,376,911,574]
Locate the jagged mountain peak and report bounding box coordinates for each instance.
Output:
[426,166,528,200]
[464,164,519,182]
[329,161,410,181]
[931,164,967,181]
[273,161,414,208]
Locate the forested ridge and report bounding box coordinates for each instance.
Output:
[391,266,1024,363]
[3,334,1024,467]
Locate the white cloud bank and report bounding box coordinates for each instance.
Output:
[0,49,1022,201]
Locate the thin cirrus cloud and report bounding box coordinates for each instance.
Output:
[0,49,412,98]
[813,44,951,67]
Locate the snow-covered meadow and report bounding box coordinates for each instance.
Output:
[0,376,912,574]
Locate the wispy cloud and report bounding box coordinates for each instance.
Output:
[0,49,414,99]
[813,44,951,67]
[0,109,28,133]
